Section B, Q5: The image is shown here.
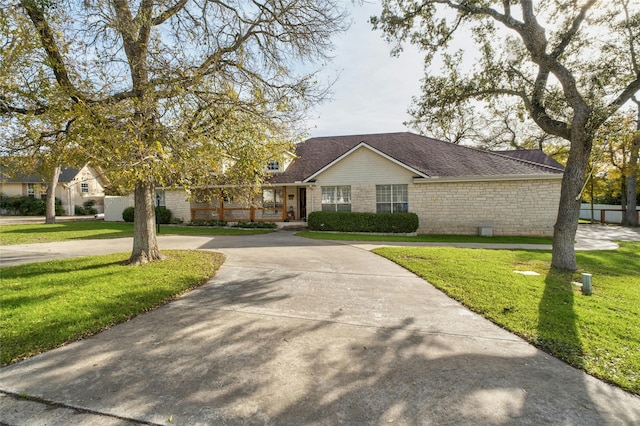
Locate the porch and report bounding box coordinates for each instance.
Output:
[189,185,309,223]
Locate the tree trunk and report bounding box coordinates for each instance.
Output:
[620,174,628,225]
[552,136,592,271]
[45,166,61,224]
[127,181,163,265]
[625,133,639,226]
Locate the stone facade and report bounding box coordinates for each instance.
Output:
[164,189,191,222]
[307,146,562,236]
[410,179,561,236]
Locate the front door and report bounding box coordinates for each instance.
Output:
[299,188,307,220]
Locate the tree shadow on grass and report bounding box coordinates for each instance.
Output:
[536,268,585,370]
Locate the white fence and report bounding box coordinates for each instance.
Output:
[580,203,640,224]
[104,195,134,222]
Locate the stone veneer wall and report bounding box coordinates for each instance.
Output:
[165,189,191,222]
[410,178,561,236]
[307,178,561,236]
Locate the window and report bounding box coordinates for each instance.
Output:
[262,188,283,213]
[81,183,89,193]
[376,184,408,213]
[39,185,47,200]
[267,160,280,171]
[321,186,351,212]
[27,183,35,198]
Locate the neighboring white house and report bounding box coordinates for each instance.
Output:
[0,164,107,215]
[106,132,565,236]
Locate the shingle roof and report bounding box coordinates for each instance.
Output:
[270,132,564,183]
[0,164,80,183]
[494,149,565,170]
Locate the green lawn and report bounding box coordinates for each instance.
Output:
[0,250,224,365]
[0,221,271,245]
[373,242,640,395]
[297,230,552,245]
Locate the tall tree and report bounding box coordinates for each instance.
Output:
[2,0,347,264]
[373,0,640,270]
[627,97,640,226]
[594,110,638,224]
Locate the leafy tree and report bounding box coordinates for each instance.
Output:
[590,109,639,225]
[2,0,347,264]
[373,0,640,270]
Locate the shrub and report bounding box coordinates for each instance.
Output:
[231,221,277,229]
[187,220,227,227]
[155,206,172,224]
[75,205,86,215]
[122,206,135,222]
[0,194,64,216]
[122,206,173,224]
[82,200,98,215]
[307,211,419,233]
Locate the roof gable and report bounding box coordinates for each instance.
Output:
[270,132,564,184]
[303,142,429,182]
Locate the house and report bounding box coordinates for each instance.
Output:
[0,164,107,215]
[151,132,564,236]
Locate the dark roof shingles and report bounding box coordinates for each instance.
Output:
[271,132,564,183]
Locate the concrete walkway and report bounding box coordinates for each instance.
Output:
[1,228,639,424]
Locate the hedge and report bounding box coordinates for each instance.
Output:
[122,206,172,224]
[307,211,419,233]
[0,194,65,216]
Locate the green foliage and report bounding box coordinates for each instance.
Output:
[307,211,419,233]
[0,222,273,246]
[155,206,172,224]
[75,200,98,216]
[0,250,224,365]
[122,206,135,222]
[297,231,551,245]
[187,220,228,227]
[121,206,172,224]
[0,194,64,216]
[374,243,640,395]
[231,221,277,229]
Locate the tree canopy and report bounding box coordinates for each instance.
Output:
[373,0,640,270]
[1,0,348,263]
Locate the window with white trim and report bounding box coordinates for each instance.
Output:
[321,186,351,212]
[267,160,280,171]
[376,184,408,213]
[27,183,35,198]
[81,183,89,193]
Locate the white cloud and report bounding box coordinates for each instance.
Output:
[306,2,425,138]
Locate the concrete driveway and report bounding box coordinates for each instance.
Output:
[1,230,639,425]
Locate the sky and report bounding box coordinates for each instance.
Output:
[305,2,426,138]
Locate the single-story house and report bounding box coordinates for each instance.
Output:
[146,132,564,236]
[0,164,107,215]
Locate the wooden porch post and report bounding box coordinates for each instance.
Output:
[282,187,287,221]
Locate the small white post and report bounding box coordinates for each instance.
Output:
[582,273,592,295]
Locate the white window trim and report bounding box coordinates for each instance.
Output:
[376,184,409,213]
[321,186,351,212]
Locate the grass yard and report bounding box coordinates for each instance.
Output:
[373,242,640,395]
[297,231,552,245]
[0,221,271,245]
[0,250,224,365]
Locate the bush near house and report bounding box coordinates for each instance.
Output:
[74,200,98,216]
[122,206,172,224]
[231,221,278,229]
[187,220,228,227]
[0,193,64,216]
[308,211,419,233]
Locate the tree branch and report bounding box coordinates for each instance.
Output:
[19,0,87,103]
[152,0,190,26]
